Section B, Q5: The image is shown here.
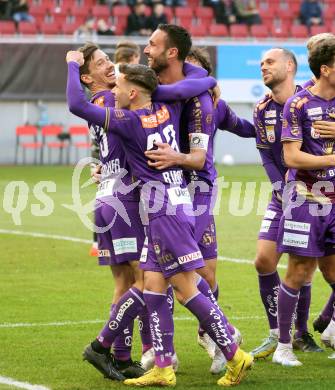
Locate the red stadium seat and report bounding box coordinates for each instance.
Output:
[250,24,269,38]
[310,25,329,36]
[91,4,110,20]
[174,7,193,19]
[112,5,131,18]
[189,24,207,37]
[209,24,229,37]
[178,17,193,30]
[62,21,82,35]
[271,24,289,39]
[290,25,308,38]
[68,126,91,162]
[276,9,295,24]
[15,125,42,164]
[18,22,38,35]
[163,6,173,23]
[259,8,276,21]
[114,23,126,35]
[41,125,69,164]
[194,6,213,26]
[230,24,248,38]
[40,22,60,35]
[70,5,91,20]
[0,21,16,35]
[30,4,50,17]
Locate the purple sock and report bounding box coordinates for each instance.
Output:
[98,287,145,348]
[258,271,280,330]
[295,283,311,338]
[277,283,299,344]
[138,306,152,353]
[321,291,335,322]
[185,292,238,361]
[109,304,134,360]
[166,285,174,314]
[197,276,234,336]
[212,283,219,301]
[143,290,174,368]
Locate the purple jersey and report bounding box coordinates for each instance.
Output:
[302,78,316,89]
[254,87,302,195]
[88,90,138,201]
[281,88,335,201]
[215,99,255,138]
[67,62,194,219]
[180,91,217,185]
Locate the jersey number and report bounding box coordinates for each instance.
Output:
[146,124,180,152]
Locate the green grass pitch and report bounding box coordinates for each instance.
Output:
[0,165,334,390]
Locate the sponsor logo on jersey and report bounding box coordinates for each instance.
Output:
[93,96,105,107]
[311,126,320,139]
[265,119,277,125]
[113,237,137,255]
[165,262,179,271]
[116,298,135,322]
[98,249,110,257]
[283,232,309,248]
[307,107,323,117]
[284,220,311,232]
[178,250,202,264]
[265,126,275,143]
[264,110,276,118]
[140,105,170,128]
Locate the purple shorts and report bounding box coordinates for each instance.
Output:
[258,195,283,242]
[277,201,335,258]
[193,189,217,260]
[139,211,205,279]
[95,199,145,266]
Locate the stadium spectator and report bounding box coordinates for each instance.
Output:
[114,41,141,64]
[126,1,151,36]
[146,3,167,32]
[11,0,34,23]
[0,0,11,20]
[231,0,261,25]
[96,18,115,35]
[213,0,236,25]
[75,19,96,39]
[300,0,323,28]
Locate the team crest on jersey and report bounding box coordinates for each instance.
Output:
[206,113,213,124]
[114,109,125,119]
[311,126,320,139]
[265,126,275,143]
[141,105,170,128]
[154,243,161,255]
[326,106,335,119]
[94,96,105,107]
[323,141,335,155]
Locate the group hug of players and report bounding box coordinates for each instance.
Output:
[66,27,335,387]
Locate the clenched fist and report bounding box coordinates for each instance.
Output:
[66,50,84,66]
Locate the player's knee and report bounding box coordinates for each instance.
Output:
[319,262,335,284]
[255,252,276,274]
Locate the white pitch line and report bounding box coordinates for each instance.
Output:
[0,375,50,390]
[0,229,91,244]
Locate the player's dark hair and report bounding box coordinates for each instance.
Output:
[309,38,335,79]
[187,47,213,75]
[78,42,100,79]
[119,64,158,93]
[114,41,140,64]
[157,24,192,61]
[272,47,298,74]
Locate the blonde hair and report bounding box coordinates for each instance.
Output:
[307,33,335,51]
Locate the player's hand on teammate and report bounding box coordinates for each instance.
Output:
[145,142,179,170]
[66,51,84,66]
[313,120,335,138]
[91,164,102,183]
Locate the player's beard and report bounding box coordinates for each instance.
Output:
[148,52,169,75]
[264,73,286,90]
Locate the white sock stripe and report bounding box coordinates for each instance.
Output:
[183,292,201,306]
[129,288,146,306]
[280,284,299,298]
[143,290,167,297]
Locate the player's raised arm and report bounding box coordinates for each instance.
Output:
[66,51,108,130]
[216,99,255,138]
[152,76,217,102]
